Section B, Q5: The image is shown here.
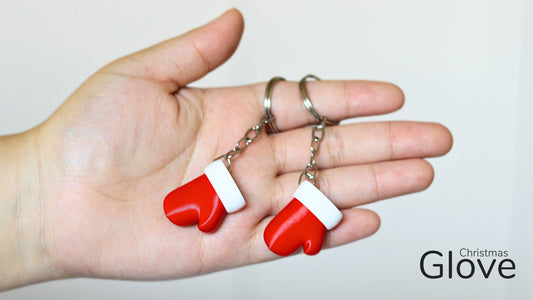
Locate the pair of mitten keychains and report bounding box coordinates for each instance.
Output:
[163,76,343,256]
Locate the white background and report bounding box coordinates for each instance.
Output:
[1,0,532,299]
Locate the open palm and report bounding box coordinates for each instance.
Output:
[34,9,452,281]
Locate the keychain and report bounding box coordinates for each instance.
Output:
[264,75,343,256]
[163,77,286,232]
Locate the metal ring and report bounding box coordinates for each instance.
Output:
[299,74,340,126]
[264,76,286,134]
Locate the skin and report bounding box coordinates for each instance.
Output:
[0,9,452,291]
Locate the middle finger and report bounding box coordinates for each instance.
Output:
[270,120,452,174]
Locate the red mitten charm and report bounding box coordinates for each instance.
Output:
[264,181,342,256]
[163,159,245,232]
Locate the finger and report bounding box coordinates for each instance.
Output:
[249,79,404,131]
[272,158,434,213]
[251,208,380,260]
[272,121,453,173]
[323,209,381,250]
[104,9,244,91]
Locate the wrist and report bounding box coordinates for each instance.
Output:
[0,129,55,290]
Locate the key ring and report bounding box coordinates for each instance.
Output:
[299,74,340,126]
[264,76,286,134]
[164,76,287,233]
[298,74,338,186]
[264,74,343,256]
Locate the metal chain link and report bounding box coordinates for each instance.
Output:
[299,118,327,186]
[215,116,272,170]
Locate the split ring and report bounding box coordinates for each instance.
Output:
[299,74,340,126]
[264,76,286,134]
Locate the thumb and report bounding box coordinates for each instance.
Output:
[106,8,244,90]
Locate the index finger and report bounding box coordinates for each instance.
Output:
[252,79,405,131]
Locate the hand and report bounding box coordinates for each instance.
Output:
[0,9,452,289]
